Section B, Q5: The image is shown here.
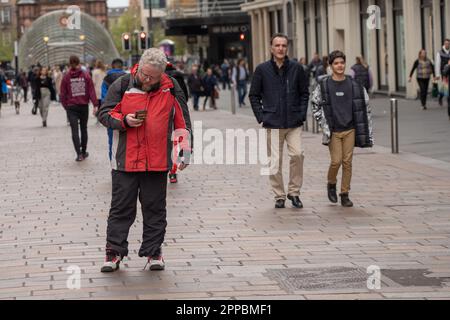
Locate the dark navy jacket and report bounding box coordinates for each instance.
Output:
[249,57,309,129]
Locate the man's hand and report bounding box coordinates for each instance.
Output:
[178,162,189,171]
[125,114,144,127]
[93,106,99,116]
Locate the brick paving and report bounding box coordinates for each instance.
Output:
[1,98,450,300]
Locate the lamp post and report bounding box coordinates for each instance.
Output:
[43,36,49,66]
[79,34,86,63]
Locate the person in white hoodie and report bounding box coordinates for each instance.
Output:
[435,39,450,107]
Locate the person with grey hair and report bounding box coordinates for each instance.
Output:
[97,48,192,272]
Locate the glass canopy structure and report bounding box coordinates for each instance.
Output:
[18,9,119,69]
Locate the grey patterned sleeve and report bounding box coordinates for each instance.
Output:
[311,84,324,123]
[364,88,374,146]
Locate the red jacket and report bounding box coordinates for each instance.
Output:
[98,72,188,172]
[60,67,98,108]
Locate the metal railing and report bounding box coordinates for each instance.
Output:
[167,0,245,19]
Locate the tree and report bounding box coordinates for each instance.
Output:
[109,6,142,60]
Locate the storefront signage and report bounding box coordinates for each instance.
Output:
[211,25,249,34]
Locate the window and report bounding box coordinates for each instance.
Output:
[277,9,283,33]
[269,11,275,36]
[314,0,322,56]
[325,0,329,52]
[375,0,388,90]
[0,6,11,24]
[303,0,310,62]
[2,32,11,45]
[360,0,369,59]
[144,0,166,9]
[393,0,406,91]
[441,0,446,44]
[421,0,434,58]
[287,2,294,53]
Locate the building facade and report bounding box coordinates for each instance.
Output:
[242,0,450,98]
[140,0,167,36]
[0,0,17,62]
[165,0,252,68]
[17,0,108,38]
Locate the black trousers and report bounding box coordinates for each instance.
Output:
[106,170,168,258]
[417,78,430,107]
[66,105,89,155]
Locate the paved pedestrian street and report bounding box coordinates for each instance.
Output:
[1,100,450,300]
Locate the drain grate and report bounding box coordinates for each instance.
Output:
[265,267,369,292]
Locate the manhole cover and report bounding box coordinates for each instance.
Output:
[265,267,369,292]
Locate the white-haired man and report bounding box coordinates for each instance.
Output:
[98,48,191,272]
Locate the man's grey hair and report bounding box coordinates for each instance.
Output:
[139,48,167,72]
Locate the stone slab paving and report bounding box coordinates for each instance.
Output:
[1,99,450,300]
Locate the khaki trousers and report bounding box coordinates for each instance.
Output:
[267,127,304,200]
[327,129,355,194]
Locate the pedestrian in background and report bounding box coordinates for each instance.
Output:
[249,33,309,209]
[60,55,98,162]
[435,39,450,107]
[443,59,450,120]
[409,49,435,110]
[350,56,373,93]
[311,50,374,207]
[221,59,231,90]
[315,55,330,82]
[29,66,40,114]
[232,58,250,108]
[187,65,203,111]
[92,60,107,109]
[53,66,63,102]
[17,71,29,103]
[308,53,322,80]
[33,66,55,127]
[202,67,219,110]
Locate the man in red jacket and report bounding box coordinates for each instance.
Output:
[60,55,98,161]
[97,48,190,272]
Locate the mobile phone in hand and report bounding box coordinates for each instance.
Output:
[135,110,147,120]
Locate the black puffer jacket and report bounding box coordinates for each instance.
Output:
[311,76,374,148]
[249,57,309,129]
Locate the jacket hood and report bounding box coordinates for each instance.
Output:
[69,67,84,77]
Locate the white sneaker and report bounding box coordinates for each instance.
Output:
[146,255,165,271]
[100,252,122,273]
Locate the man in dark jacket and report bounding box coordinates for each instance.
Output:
[249,33,309,209]
[97,48,191,273]
[311,51,374,207]
[60,55,98,161]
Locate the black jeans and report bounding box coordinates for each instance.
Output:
[203,92,216,109]
[417,78,430,107]
[66,105,89,155]
[106,170,168,257]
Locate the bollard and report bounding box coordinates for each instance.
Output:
[390,98,399,154]
[312,113,319,134]
[230,83,236,115]
[304,111,309,132]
